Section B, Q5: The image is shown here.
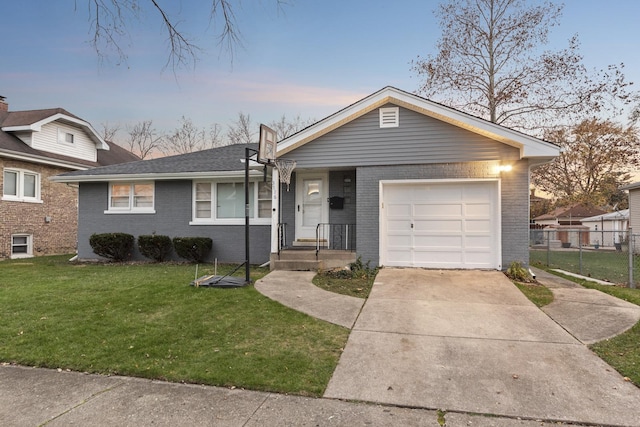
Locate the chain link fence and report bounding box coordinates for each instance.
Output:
[529,228,638,288]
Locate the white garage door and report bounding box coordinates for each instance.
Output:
[381,180,500,269]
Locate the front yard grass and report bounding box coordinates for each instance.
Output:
[529,249,632,285]
[312,272,375,298]
[513,282,554,307]
[0,255,349,396]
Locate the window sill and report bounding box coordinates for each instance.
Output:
[104,209,156,215]
[11,253,33,259]
[2,196,43,204]
[189,219,271,226]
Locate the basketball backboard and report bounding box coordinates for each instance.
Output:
[258,124,277,163]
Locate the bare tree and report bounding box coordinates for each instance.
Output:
[126,120,164,159]
[84,0,287,70]
[99,121,121,141]
[269,114,314,140]
[227,112,255,145]
[208,123,226,148]
[412,0,635,131]
[531,119,639,207]
[161,116,207,154]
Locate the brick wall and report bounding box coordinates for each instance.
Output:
[0,159,78,259]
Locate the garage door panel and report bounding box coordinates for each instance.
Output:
[464,203,491,217]
[414,186,462,201]
[387,234,412,246]
[382,181,499,269]
[414,219,462,232]
[386,250,413,265]
[387,203,411,217]
[464,235,492,248]
[387,218,411,230]
[414,203,462,217]
[414,234,463,248]
[465,219,492,232]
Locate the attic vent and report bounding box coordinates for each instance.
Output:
[379,107,399,128]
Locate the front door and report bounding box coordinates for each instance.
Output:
[295,172,328,240]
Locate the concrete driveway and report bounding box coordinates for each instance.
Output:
[324,269,640,426]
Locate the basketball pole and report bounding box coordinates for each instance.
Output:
[244,146,259,285]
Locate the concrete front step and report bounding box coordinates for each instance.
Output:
[270,250,357,271]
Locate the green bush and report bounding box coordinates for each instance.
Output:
[89,233,134,261]
[505,261,533,283]
[172,237,212,263]
[324,256,377,280]
[138,235,173,262]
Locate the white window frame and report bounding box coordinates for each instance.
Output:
[190,179,272,225]
[2,168,42,203]
[11,234,33,259]
[58,128,75,144]
[105,182,155,214]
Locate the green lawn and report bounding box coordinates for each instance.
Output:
[0,255,349,396]
[530,249,635,285]
[513,282,554,307]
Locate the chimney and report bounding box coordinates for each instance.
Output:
[0,96,7,112]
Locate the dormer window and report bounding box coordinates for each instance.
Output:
[58,128,75,144]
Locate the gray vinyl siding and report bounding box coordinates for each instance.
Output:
[277,170,356,247]
[280,105,519,168]
[629,189,640,230]
[77,181,270,263]
[356,159,530,269]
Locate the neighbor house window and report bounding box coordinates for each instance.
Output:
[2,169,40,202]
[11,234,32,259]
[191,180,272,224]
[58,128,75,144]
[106,182,155,213]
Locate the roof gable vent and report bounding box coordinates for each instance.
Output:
[379,107,399,128]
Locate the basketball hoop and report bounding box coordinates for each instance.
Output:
[274,158,296,191]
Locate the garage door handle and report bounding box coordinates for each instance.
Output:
[411,223,414,229]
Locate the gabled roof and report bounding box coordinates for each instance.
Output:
[620,181,640,191]
[1,108,109,150]
[534,204,608,221]
[277,86,561,163]
[51,143,258,183]
[581,209,629,223]
[0,118,138,170]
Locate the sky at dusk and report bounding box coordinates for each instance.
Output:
[2,0,639,140]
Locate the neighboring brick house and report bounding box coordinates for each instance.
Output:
[0,96,138,259]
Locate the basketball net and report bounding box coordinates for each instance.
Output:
[273,158,296,191]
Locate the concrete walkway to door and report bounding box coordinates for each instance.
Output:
[323,269,640,426]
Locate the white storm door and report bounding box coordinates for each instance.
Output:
[295,173,328,240]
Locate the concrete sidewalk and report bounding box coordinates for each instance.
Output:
[254,270,365,328]
[532,267,640,344]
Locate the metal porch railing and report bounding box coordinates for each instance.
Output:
[315,223,356,256]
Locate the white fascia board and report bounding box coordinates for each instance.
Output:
[49,170,265,183]
[0,149,90,170]
[3,113,110,150]
[277,86,561,160]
